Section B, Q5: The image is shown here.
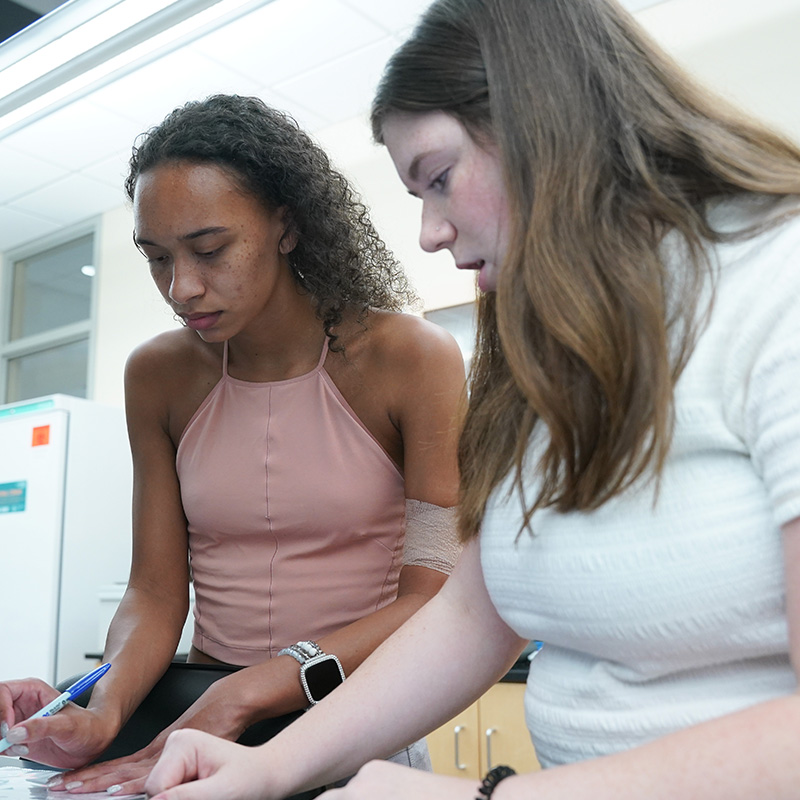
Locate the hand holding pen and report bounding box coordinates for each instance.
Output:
[0,662,111,755]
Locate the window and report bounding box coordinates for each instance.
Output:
[1,228,96,404]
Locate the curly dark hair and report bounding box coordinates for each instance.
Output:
[125,94,416,345]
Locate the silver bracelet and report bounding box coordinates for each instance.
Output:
[277,640,323,665]
[277,646,307,665]
[295,640,323,658]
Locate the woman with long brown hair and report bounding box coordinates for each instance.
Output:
[141,1,800,797]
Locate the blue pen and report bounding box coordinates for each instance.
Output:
[0,662,111,754]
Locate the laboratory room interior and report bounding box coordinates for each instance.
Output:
[0,0,799,781]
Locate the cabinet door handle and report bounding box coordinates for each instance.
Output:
[485,727,498,770]
[454,725,467,770]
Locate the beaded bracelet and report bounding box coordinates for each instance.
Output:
[277,640,323,665]
[476,765,516,799]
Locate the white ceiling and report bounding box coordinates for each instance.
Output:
[0,0,796,255]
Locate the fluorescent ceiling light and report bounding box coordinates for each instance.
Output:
[3,0,187,96]
[0,0,274,138]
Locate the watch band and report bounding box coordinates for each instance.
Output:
[277,640,324,665]
[277,646,306,666]
[294,641,323,659]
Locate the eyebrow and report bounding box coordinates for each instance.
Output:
[407,151,435,183]
[134,226,229,247]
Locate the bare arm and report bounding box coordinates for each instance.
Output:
[86,342,193,733]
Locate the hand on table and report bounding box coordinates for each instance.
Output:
[48,675,254,796]
[144,729,270,800]
[0,677,111,769]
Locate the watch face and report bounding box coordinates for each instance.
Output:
[304,655,344,702]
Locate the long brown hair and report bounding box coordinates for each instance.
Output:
[372,0,800,539]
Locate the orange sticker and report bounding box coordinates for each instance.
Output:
[32,425,50,446]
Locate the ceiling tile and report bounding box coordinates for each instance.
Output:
[85,49,264,133]
[193,0,387,89]
[10,173,124,225]
[248,86,328,132]
[81,151,130,191]
[313,116,378,171]
[274,37,399,126]
[0,144,68,203]
[0,206,61,252]
[2,100,143,171]
[339,0,432,33]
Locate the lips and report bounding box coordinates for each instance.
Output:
[456,259,485,271]
[181,311,222,331]
[454,260,497,292]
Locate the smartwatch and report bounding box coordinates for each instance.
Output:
[299,652,346,705]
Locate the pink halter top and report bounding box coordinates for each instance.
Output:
[176,339,406,665]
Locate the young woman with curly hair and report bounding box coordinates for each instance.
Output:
[0,95,465,797]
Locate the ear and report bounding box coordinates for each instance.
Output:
[279,231,298,255]
[278,207,298,255]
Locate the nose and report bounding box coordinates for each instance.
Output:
[167,258,204,305]
[419,208,454,253]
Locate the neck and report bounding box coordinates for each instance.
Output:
[225,290,328,382]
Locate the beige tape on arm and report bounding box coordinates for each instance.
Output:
[402,499,462,575]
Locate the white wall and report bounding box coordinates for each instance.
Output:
[91,204,180,407]
[639,0,800,140]
[81,0,800,409]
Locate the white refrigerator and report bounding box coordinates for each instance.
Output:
[0,394,133,684]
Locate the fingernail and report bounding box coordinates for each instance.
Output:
[65,781,83,791]
[47,776,64,788]
[5,727,27,744]
[8,745,29,756]
[107,786,122,795]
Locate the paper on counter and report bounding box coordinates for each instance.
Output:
[0,766,145,800]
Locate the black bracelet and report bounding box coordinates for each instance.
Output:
[476,765,516,799]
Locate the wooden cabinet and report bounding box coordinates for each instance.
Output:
[427,700,481,779]
[427,682,540,779]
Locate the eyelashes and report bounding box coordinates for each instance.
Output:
[141,247,224,266]
[429,168,450,192]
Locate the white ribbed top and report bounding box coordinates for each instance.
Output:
[480,196,800,768]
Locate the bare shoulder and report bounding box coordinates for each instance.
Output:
[325,310,465,471]
[354,311,467,427]
[125,328,222,444]
[358,310,466,379]
[361,312,464,503]
[126,329,189,376]
[125,329,202,394]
